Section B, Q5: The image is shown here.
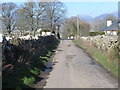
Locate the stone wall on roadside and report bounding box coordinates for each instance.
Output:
[80,35,118,52]
[118,34,120,56]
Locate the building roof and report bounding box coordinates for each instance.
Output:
[100,21,118,31]
[100,27,109,31]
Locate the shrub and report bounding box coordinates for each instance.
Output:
[89,31,105,36]
[22,77,35,87]
[30,68,39,75]
[73,39,119,78]
[23,32,29,36]
[107,46,119,64]
[117,30,120,35]
[2,35,59,89]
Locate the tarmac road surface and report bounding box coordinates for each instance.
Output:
[44,40,118,88]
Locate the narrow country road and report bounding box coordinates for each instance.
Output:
[44,40,118,88]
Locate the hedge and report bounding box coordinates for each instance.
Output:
[89,31,105,36]
[2,35,59,89]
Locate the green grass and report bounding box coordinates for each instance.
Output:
[22,76,35,87]
[30,68,39,75]
[46,51,52,57]
[3,36,60,89]
[40,56,49,61]
[72,40,119,78]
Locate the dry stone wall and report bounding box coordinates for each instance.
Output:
[118,34,120,56]
[80,35,118,52]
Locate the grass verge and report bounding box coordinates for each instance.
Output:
[72,39,119,78]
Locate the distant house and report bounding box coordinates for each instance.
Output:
[39,29,51,36]
[0,33,3,43]
[100,20,118,35]
[41,31,51,36]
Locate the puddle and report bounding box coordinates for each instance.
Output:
[90,60,103,67]
[66,55,76,59]
[96,64,103,67]
[34,51,57,88]
[45,66,53,72]
[45,61,56,72]
[34,61,55,88]
[67,45,71,47]
[58,49,63,51]
[54,61,58,64]
[90,60,96,65]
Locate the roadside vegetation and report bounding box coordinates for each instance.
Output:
[2,36,59,89]
[62,10,119,78]
[89,31,105,36]
[73,39,119,78]
[1,1,66,89]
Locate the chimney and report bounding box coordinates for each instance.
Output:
[106,20,112,27]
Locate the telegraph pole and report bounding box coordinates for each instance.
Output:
[77,15,79,39]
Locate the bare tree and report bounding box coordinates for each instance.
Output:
[104,14,117,21]
[63,16,90,38]
[91,18,106,31]
[2,2,17,35]
[20,2,36,35]
[16,2,45,36]
[65,17,77,36]
[33,2,46,36]
[43,1,66,33]
[79,20,90,36]
[16,8,29,35]
[2,1,66,36]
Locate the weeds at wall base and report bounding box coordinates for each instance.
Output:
[72,39,119,78]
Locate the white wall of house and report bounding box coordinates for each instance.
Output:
[67,36,74,39]
[112,31,117,35]
[41,32,51,36]
[106,31,117,35]
[0,34,3,43]
[106,31,111,34]
[107,20,112,27]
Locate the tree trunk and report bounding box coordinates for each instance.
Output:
[33,30,36,37]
